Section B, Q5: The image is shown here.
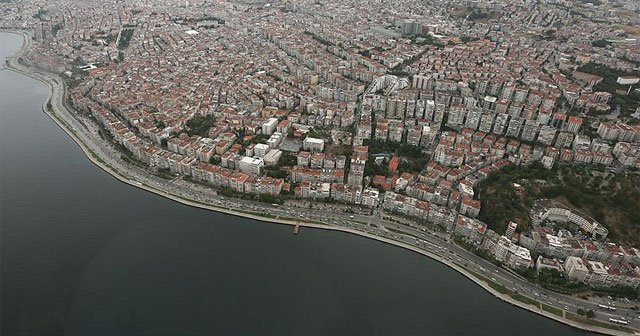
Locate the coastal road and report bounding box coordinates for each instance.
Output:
[7,47,639,334]
[49,76,640,330]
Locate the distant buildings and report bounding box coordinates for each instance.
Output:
[254,143,270,157]
[262,118,279,136]
[535,256,563,274]
[506,221,518,240]
[459,197,481,218]
[303,137,325,152]
[454,215,487,245]
[238,156,264,175]
[564,256,640,289]
[398,20,422,36]
[598,123,640,143]
[532,204,608,240]
[494,236,533,270]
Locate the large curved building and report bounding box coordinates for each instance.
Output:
[533,202,608,241]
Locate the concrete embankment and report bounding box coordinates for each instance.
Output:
[2,29,636,336]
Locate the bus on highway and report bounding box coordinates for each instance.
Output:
[609,318,628,325]
[598,304,617,311]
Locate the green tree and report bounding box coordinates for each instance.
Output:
[265,169,287,179]
[117,27,135,50]
[278,152,297,166]
[185,114,214,137]
[542,29,556,40]
[52,23,63,36]
[591,39,610,48]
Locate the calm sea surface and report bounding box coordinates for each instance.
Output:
[0,32,591,336]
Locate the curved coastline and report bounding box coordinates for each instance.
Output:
[2,30,637,336]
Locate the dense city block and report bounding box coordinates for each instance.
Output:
[3,0,640,302]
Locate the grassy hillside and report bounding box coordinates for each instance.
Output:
[476,163,640,246]
[476,163,553,234]
[577,62,640,116]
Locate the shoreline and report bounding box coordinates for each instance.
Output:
[2,29,637,336]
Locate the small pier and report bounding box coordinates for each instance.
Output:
[293,223,300,234]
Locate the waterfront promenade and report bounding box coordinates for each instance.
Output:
[3,30,638,336]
